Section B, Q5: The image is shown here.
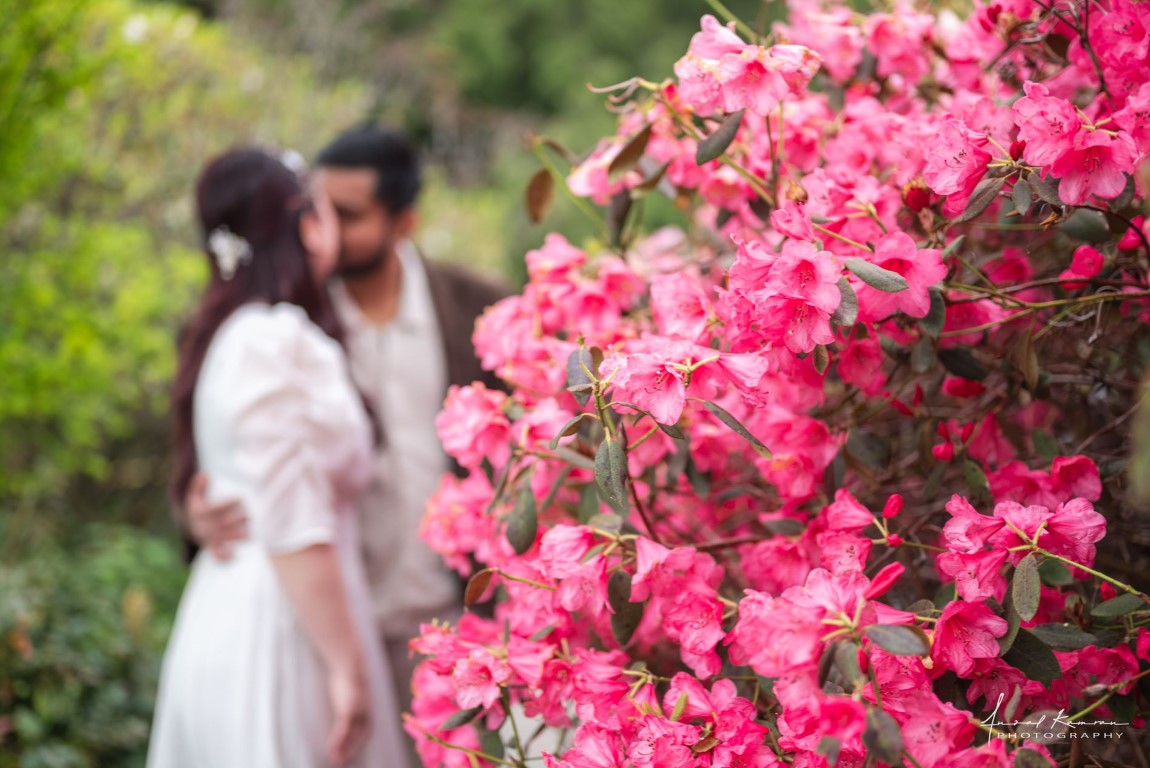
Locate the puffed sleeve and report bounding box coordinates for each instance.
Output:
[214,304,344,554]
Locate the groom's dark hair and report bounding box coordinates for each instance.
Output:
[316,125,422,215]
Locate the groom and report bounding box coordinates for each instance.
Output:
[182,125,508,768]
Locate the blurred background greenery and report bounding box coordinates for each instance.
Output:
[0,0,760,763]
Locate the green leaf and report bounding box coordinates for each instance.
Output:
[1037,558,1073,587]
[999,587,1022,654]
[595,438,629,514]
[919,287,947,339]
[845,258,909,293]
[1029,623,1097,651]
[1014,747,1054,768]
[479,726,505,760]
[566,348,595,405]
[577,483,600,523]
[696,109,745,164]
[529,623,557,642]
[962,459,992,503]
[816,736,841,767]
[441,705,484,731]
[1090,592,1150,619]
[862,707,903,764]
[910,336,935,374]
[1012,178,1033,216]
[658,422,686,440]
[551,413,591,449]
[831,277,859,326]
[1028,173,1061,206]
[506,487,538,555]
[1012,554,1042,623]
[1059,208,1110,243]
[607,571,644,645]
[942,234,967,258]
[957,176,1005,222]
[1110,173,1136,211]
[608,124,651,182]
[700,400,771,457]
[553,446,596,471]
[1002,628,1062,685]
[939,346,988,380]
[1032,431,1060,464]
[765,518,805,536]
[671,691,689,721]
[864,624,930,656]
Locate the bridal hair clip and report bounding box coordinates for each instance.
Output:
[208,226,253,280]
[279,148,307,176]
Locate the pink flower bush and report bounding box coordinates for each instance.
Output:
[411,2,1150,766]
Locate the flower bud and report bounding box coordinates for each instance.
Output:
[882,495,904,519]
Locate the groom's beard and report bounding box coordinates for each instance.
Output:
[335,248,388,279]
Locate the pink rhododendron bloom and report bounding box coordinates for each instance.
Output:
[923,118,993,217]
[650,270,715,342]
[770,199,816,241]
[837,337,886,396]
[1013,81,1084,166]
[855,231,947,320]
[1048,127,1138,205]
[937,549,1009,602]
[452,647,511,710]
[931,600,1008,677]
[436,383,510,469]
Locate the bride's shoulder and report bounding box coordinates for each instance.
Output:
[210,302,336,372]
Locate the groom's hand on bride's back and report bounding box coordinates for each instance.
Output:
[185,472,248,559]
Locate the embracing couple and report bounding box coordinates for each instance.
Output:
[147,128,506,767]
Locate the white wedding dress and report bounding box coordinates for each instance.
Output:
[147,303,402,768]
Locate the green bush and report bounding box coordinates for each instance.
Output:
[0,526,186,768]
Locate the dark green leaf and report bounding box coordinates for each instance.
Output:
[577,483,600,523]
[608,124,651,182]
[1090,592,1150,619]
[658,422,686,440]
[1029,623,1097,651]
[845,258,909,293]
[1032,431,1060,464]
[526,168,554,224]
[910,337,935,374]
[934,581,957,609]
[834,641,865,686]
[1012,178,1033,216]
[963,459,992,502]
[1059,208,1110,243]
[566,348,595,405]
[816,736,841,767]
[865,624,930,656]
[831,277,859,326]
[586,512,624,533]
[957,176,1005,222]
[595,438,629,514]
[441,705,484,731]
[999,588,1022,654]
[1002,628,1062,685]
[700,400,771,457]
[607,571,644,645]
[1013,554,1042,623]
[942,234,966,258]
[939,346,988,380]
[1037,558,1072,586]
[696,109,745,164]
[553,446,596,471]
[1110,173,1136,211]
[529,623,557,642]
[1028,173,1061,206]
[479,725,505,760]
[551,413,591,449]
[765,518,805,536]
[1014,747,1054,768]
[862,707,903,764]
[919,287,947,339]
[506,487,538,555]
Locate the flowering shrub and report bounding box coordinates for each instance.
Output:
[409,1,1150,766]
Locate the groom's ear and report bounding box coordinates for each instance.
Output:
[299,209,323,255]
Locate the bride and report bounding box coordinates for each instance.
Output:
[148,146,401,767]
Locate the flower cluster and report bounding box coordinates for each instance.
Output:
[409,1,1150,766]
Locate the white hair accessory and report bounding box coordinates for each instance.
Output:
[280,148,307,176]
[207,226,253,280]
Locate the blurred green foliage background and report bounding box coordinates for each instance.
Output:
[0,0,757,762]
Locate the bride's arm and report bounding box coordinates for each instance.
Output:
[272,545,371,766]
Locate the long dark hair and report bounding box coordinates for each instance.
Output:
[170,146,343,507]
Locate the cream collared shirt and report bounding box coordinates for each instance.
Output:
[329,242,460,639]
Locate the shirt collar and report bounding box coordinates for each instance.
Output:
[329,240,432,334]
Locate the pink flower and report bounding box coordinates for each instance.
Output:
[923,118,992,213]
[1049,128,1138,206]
[822,488,875,531]
[1042,497,1107,568]
[1013,81,1084,167]
[607,353,687,425]
[931,601,1008,677]
[726,591,824,677]
[664,590,727,677]
[837,338,887,396]
[436,383,511,469]
[452,648,512,710]
[1050,455,1102,502]
[942,494,1006,553]
[855,231,947,320]
[650,271,714,342]
[770,199,816,241]
[937,549,1009,602]
[1059,245,1104,290]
